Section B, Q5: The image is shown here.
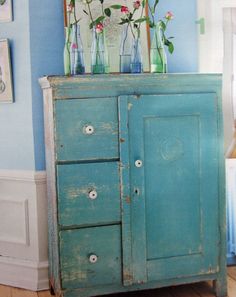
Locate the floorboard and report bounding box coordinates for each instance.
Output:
[191,281,215,297]
[11,287,37,297]
[228,266,236,281]
[37,291,52,297]
[0,285,11,297]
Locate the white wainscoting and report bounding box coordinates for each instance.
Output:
[0,170,49,290]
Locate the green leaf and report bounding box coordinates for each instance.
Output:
[95,15,105,24]
[134,16,148,23]
[154,0,159,11]
[168,42,174,54]
[160,20,166,31]
[110,4,122,9]
[142,0,146,8]
[104,8,111,17]
[119,19,129,25]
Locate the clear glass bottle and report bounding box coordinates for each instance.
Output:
[91,28,109,74]
[63,27,71,76]
[120,23,132,73]
[150,22,167,73]
[130,36,143,73]
[70,23,85,75]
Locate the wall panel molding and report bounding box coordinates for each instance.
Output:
[0,169,49,290]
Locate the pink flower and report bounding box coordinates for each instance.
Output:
[67,2,74,13]
[95,22,104,34]
[121,6,129,15]
[71,43,78,49]
[165,11,174,20]
[133,1,141,9]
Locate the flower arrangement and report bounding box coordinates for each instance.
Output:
[63,0,174,74]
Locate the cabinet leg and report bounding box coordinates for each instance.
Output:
[49,283,55,296]
[213,278,228,297]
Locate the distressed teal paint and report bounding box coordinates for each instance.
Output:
[121,93,219,282]
[57,162,121,227]
[55,97,119,162]
[59,225,122,288]
[40,74,227,297]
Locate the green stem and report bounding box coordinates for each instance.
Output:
[87,1,94,24]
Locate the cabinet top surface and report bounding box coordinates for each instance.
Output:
[39,74,222,100]
[39,73,222,88]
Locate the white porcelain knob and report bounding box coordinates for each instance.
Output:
[84,125,94,135]
[89,254,98,263]
[135,160,143,168]
[88,190,98,200]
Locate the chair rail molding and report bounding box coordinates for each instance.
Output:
[0,169,49,291]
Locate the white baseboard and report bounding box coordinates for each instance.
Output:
[0,170,49,290]
[0,256,49,290]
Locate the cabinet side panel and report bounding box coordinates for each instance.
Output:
[43,88,61,293]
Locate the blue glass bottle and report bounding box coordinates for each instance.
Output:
[70,23,85,75]
[120,24,132,73]
[130,36,143,73]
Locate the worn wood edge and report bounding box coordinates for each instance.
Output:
[61,273,219,297]
[38,73,222,90]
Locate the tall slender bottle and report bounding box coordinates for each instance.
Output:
[70,23,85,75]
[120,23,132,73]
[150,22,167,73]
[130,36,143,73]
[63,27,71,75]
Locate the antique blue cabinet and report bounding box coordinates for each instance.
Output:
[40,74,227,297]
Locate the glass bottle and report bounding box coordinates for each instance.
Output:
[103,29,110,74]
[120,23,132,73]
[130,36,143,73]
[150,22,167,73]
[63,27,71,76]
[70,23,85,75]
[91,28,109,74]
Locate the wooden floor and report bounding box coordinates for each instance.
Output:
[0,267,235,297]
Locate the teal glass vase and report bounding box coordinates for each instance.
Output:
[91,28,109,74]
[130,36,143,74]
[70,23,85,75]
[150,22,167,73]
[63,27,71,76]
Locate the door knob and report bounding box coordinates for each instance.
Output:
[83,125,94,135]
[135,160,143,168]
[88,190,98,200]
[89,254,98,263]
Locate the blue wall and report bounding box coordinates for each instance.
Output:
[0,0,64,171]
[29,0,64,170]
[150,0,198,73]
[0,0,198,171]
[0,0,35,170]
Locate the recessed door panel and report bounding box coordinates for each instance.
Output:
[119,93,219,284]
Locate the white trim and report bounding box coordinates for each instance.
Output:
[220,0,236,8]
[0,256,49,290]
[0,170,49,290]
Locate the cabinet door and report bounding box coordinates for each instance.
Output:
[119,93,220,285]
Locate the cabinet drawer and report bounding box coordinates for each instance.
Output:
[57,162,120,227]
[60,225,122,288]
[55,97,119,161]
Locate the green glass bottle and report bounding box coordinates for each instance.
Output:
[150,22,167,73]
